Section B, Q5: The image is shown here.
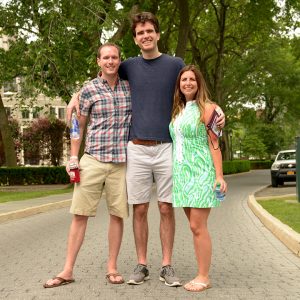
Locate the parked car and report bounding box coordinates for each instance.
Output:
[270,150,296,187]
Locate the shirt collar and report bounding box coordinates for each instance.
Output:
[97,72,120,85]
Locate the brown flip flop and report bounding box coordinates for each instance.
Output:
[106,273,124,284]
[43,276,75,288]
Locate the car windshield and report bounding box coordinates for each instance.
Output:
[277,152,296,160]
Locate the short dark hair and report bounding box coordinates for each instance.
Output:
[131,12,160,37]
[97,43,121,59]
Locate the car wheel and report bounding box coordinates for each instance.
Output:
[271,177,278,187]
[278,179,284,186]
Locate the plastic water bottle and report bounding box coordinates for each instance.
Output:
[215,183,225,201]
[70,112,80,139]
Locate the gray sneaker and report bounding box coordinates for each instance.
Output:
[159,265,181,287]
[127,264,150,285]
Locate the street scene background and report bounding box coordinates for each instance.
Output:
[1,170,299,300]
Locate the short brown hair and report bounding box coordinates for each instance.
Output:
[97,43,121,59]
[131,12,160,37]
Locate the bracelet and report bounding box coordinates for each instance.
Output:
[70,156,78,159]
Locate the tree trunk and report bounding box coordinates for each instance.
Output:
[0,94,17,166]
[211,0,228,105]
[175,0,190,59]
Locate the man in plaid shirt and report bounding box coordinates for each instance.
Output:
[44,43,131,288]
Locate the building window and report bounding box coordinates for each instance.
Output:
[32,106,41,119]
[50,106,56,117]
[3,79,17,93]
[21,108,30,119]
[58,107,65,119]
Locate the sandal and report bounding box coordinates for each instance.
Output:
[184,280,211,292]
[43,276,75,288]
[106,273,124,284]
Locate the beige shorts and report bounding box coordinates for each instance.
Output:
[70,154,128,218]
[126,141,173,205]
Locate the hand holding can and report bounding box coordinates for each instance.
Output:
[69,162,80,183]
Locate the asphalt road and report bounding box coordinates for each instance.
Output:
[0,170,299,300]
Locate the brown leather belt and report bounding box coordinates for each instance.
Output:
[132,139,168,146]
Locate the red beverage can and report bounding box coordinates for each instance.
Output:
[69,162,80,183]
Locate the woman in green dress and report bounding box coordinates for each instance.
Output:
[169,65,227,292]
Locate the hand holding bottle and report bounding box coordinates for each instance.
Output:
[214,178,227,201]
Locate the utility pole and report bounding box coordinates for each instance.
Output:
[296,136,300,203]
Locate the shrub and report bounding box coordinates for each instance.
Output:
[250,160,273,169]
[0,166,69,185]
[223,160,250,174]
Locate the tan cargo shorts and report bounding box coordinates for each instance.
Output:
[70,154,128,218]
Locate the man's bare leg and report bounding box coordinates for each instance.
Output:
[158,202,175,266]
[106,214,124,283]
[133,203,149,265]
[44,214,88,286]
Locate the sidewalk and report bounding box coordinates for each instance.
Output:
[0,185,72,223]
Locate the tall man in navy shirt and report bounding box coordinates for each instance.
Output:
[67,12,225,287]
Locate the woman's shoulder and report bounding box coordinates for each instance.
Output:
[204,101,216,113]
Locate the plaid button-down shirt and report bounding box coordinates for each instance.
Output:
[80,74,131,163]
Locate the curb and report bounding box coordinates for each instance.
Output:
[248,194,300,257]
[0,199,71,224]
[255,194,296,200]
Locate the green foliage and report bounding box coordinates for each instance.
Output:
[1,0,300,162]
[223,160,250,174]
[0,166,69,185]
[250,160,273,170]
[241,134,267,159]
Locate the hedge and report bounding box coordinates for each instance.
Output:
[0,160,270,186]
[223,160,250,174]
[0,166,69,185]
[250,160,273,170]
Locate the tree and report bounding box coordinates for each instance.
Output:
[0,41,24,167]
[0,94,17,166]
[1,0,299,162]
[0,116,22,166]
[242,133,267,160]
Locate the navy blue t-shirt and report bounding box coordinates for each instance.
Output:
[119,54,185,142]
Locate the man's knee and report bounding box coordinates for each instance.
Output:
[73,214,89,222]
[133,203,149,221]
[158,202,174,218]
[110,214,123,224]
[71,214,89,229]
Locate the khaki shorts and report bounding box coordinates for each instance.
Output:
[126,141,173,204]
[70,154,128,218]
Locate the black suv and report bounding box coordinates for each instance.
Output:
[270,150,296,187]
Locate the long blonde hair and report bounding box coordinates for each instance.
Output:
[171,65,212,123]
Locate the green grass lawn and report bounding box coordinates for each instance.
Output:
[0,186,73,203]
[258,196,300,233]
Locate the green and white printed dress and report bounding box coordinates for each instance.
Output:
[169,101,220,208]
